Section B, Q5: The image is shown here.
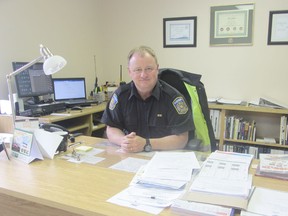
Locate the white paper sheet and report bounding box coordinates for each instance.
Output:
[246,187,288,216]
[190,151,253,198]
[138,152,200,189]
[109,157,149,173]
[34,129,63,159]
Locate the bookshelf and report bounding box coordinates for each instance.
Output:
[209,103,288,157]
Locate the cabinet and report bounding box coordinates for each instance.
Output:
[39,103,107,137]
[209,104,288,157]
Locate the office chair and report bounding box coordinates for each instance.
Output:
[159,68,217,152]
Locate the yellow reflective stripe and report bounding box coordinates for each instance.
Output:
[184,83,210,146]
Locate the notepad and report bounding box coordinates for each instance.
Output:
[75,146,93,152]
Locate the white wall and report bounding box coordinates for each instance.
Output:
[0,0,102,100]
[1,0,287,106]
[100,0,288,105]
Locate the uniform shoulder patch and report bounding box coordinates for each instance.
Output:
[172,96,188,115]
[109,93,118,110]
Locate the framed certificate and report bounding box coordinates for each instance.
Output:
[210,4,254,46]
[268,10,288,45]
[163,16,197,48]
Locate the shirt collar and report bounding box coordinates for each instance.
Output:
[129,81,161,101]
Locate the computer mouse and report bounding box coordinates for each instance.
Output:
[71,106,83,111]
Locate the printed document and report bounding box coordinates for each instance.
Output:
[107,151,200,215]
[190,151,253,198]
[138,151,200,189]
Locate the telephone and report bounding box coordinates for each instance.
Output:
[39,123,70,152]
[39,123,69,133]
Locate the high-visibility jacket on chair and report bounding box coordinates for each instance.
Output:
[159,68,217,152]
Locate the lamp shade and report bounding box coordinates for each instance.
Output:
[43,55,67,75]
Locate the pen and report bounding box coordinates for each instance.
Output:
[68,141,82,148]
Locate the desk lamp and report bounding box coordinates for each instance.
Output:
[6,44,67,123]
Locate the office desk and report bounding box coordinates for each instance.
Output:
[1,136,288,216]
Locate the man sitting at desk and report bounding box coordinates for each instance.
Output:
[101,46,194,153]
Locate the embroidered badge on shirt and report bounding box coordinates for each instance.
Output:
[173,97,188,114]
[109,93,118,110]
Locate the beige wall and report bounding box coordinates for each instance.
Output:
[100,0,288,105]
[0,0,102,100]
[1,0,287,106]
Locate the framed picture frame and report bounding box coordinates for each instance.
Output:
[210,3,254,46]
[163,16,197,48]
[267,10,288,45]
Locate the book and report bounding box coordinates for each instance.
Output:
[280,116,287,145]
[255,153,288,180]
[259,154,288,174]
[210,109,221,139]
[255,164,288,181]
[185,151,254,210]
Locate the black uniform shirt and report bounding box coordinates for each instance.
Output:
[101,80,194,139]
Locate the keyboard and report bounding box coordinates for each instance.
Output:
[64,99,98,108]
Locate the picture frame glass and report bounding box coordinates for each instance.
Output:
[210,4,254,46]
[268,10,288,45]
[163,17,197,48]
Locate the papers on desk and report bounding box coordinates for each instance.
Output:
[137,151,200,189]
[109,157,149,173]
[184,151,254,210]
[171,199,234,216]
[107,151,200,215]
[242,187,288,216]
[61,147,105,165]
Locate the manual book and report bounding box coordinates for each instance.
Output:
[255,154,288,180]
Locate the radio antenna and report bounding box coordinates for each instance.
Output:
[120,65,122,82]
[94,55,98,89]
[119,64,126,86]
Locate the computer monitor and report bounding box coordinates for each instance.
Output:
[12,62,54,102]
[53,78,87,101]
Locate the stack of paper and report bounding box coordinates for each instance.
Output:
[184,151,254,209]
[255,154,288,180]
[136,152,200,189]
[208,97,243,105]
[108,152,200,215]
[171,199,234,216]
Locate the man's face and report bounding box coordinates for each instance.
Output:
[128,52,159,97]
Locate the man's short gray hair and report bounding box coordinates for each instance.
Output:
[127,46,158,66]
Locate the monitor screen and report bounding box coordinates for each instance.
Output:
[12,62,54,98]
[53,78,86,101]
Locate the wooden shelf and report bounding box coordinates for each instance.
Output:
[39,103,107,137]
[209,103,288,156]
[223,138,288,149]
[209,103,288,114]
[92,123,106,132]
